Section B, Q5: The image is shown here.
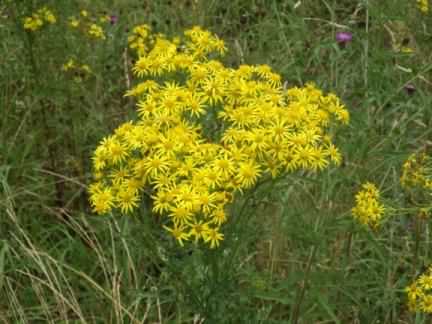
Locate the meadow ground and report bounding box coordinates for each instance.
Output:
[1,0,432,323]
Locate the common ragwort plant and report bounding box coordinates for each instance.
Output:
[351,150,432,315]
[7,0,432,322]
[401,151,432,314]
[407,264,432,313]
[89,25,349,249]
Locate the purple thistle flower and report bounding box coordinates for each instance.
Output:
[110,15,118,25]
[336,31,353,46]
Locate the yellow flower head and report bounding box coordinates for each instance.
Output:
[352,182,386,229]
[69,16,80,28]
[62,58,76,71]
[61,58,92,82]
[418,0,429,14]
[406,265,432,313]
[128,24,153,56]
[88,24,106,40]
[401,152,432,191]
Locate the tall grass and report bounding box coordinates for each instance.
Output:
[2,0,432,322]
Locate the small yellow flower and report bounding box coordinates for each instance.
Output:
[152,190,174,214]
[211,208,227,226]
[43,11,56,24]
[352,182,386,229]
[88,24,106,40]
[69,17,80,28]
[62,58,75,71]
[203,227,224,248]
[81,64,91,73]
[169,205,193,225]
[99,136,129,165]
[187,220,210,242]
[99,15,110,23]
[164,224,190,246]
[236,161,261,189]
[418,0,429,14]
[116,185,139,214]
[90,185,114,214]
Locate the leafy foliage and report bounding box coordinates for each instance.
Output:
[2,0,432,322]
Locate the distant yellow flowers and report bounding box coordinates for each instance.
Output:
[89,25,349,248]
[401,152,432,191]
[401,152,432,220]
[23,7,56,31]
[23,6,106,40]
[69,17,80,28]
[61,58,92,82]
[418,0,429,14]
[88,23,106,40]
[69,10,107,40]
[352,182,386,229]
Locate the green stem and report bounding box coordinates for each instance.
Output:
[221,173,291,280]
[292,246,317,324]
[413,216,421,273]
[12,2,65,209]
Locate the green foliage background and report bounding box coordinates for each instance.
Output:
[1,0,432,322]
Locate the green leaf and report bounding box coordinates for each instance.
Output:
[0,240,9,291]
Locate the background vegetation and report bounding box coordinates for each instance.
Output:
[1,0,432,322]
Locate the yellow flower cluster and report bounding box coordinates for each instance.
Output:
[406,265,432,313]
[61,58,92,82]
[127,24,154,57]
[352,182,386,229]
[88,23,106,39]
[89,25,349,248]
[401,152,432,191]
[69,17,80,28]
[23,7,56,31]
[68,10,106,40]
[418,0,429,14]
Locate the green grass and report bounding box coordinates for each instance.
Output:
[2,0,432,322]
